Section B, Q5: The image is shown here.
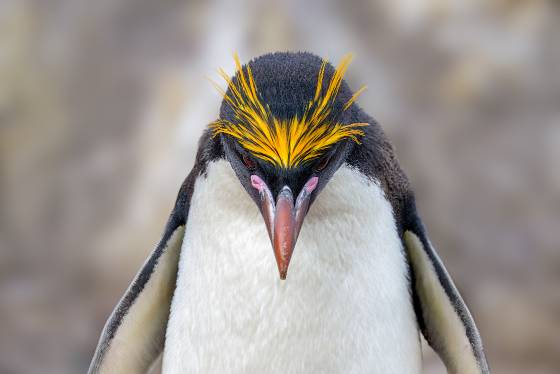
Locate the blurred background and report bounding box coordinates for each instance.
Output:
[1,0,559,373]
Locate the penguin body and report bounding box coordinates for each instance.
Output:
[89,52,489,374]
[163,161,421,373]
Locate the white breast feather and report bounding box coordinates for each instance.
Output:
[162,160,421,374]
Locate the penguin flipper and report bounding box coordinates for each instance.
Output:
[403,200,490,374]
[88,172,196,374]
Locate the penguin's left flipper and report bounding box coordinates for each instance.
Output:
[403,199,490,374]
[88,171,196,374]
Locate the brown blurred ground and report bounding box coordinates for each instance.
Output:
[1,0,559,373]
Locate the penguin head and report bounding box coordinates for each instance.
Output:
[211,52,367,279]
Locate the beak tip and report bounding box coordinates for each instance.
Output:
[277,261,289,280]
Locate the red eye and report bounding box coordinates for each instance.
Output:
[314,156,331,172]
[242,155,256,170]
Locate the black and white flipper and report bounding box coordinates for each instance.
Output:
[88,172,196,374]
[404,199,490,374]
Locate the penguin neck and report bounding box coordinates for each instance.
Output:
[163,160,421,373]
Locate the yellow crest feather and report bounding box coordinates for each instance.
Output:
[210,53,367,168]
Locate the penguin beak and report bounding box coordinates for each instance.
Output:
[251,175,319,279]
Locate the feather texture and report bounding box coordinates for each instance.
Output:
[162,160,421,373]
[210,54,367,168]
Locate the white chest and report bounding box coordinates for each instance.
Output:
[162,161,421,374]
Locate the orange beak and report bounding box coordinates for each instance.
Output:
[251,175,318,279]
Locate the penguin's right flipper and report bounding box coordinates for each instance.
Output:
[88,171,196,374]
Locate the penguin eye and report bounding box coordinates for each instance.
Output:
[242,154,256,170]
[314,155,331,172]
